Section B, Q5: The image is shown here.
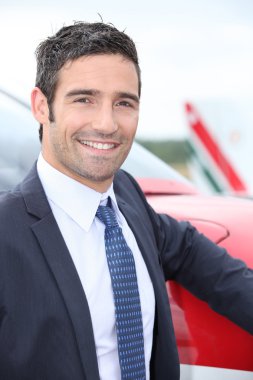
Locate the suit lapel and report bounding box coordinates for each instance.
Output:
[116,197,167,303]
[116,195,173,371]
[20,165,100,380]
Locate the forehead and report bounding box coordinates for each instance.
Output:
[56,54,139,95]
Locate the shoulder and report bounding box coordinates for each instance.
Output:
[114,169,167,235]
[114,169,147,202]
[0,188,23,209]
[0,188,25,222]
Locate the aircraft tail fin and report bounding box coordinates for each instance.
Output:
[185,102,248,194]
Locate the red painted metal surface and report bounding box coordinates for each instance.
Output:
[137,178,198,195]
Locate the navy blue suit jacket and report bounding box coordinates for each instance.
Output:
[0,165,252,379]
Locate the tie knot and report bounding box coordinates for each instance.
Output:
[96,204,118,228]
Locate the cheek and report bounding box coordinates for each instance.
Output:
[70,108,107,134]
[127,117,139,139]
[118,113,139,137]
[58,110,88,135]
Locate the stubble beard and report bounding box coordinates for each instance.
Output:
[52,138,132,185]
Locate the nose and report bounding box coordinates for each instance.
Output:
[92,103,118,135]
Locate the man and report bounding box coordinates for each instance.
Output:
[0,22,252,380]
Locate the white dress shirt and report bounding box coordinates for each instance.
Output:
[37,154,155,380]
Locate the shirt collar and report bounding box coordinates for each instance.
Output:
[37,153,120,231]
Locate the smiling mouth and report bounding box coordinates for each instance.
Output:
[80,140,117,150]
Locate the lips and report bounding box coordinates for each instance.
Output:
[80,140,117,150]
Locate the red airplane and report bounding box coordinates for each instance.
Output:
[1,88,253,379]
[129,145,253,379]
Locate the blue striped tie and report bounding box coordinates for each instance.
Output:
[96,200,146,380]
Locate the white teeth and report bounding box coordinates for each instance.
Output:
[80,140,115,150]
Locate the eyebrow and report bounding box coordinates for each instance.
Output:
[118,92,140,104]
[65,89,139,103]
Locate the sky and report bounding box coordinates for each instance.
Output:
[1,0,253,139]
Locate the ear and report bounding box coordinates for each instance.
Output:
[31,87,50,124]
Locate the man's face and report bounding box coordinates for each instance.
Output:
[40,54,139,192]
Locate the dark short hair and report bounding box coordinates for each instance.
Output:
[35,22,141,141]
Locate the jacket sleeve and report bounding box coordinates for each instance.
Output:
[153,210,253,335]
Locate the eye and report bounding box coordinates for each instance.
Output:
[74,97,91,104]
[116,100,132,108]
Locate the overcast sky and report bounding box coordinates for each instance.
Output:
[1,0,253,139]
